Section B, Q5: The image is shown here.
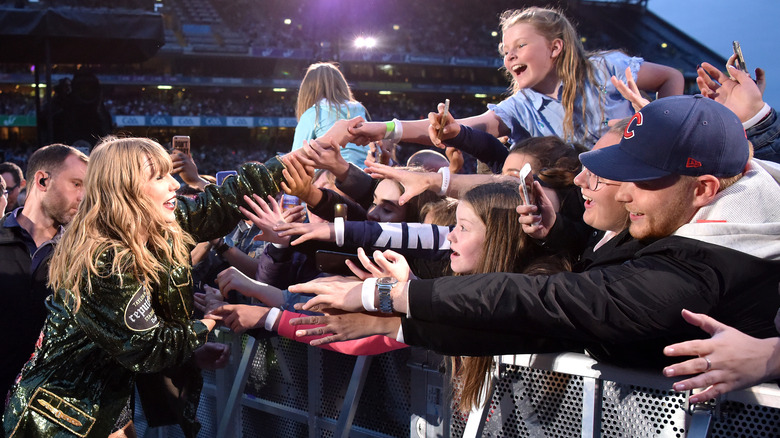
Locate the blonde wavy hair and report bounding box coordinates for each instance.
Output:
[295,62,364,122]
[49,136,194,312]
[498,7,599,141]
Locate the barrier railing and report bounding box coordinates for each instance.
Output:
[134,329,780,437]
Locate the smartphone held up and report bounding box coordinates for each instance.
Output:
[172,135,191,156]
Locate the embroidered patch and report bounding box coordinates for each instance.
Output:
[124,286,160,332]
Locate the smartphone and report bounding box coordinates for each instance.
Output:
[437,99,451,140]
[281,194,301,211]
[518,162,534,208]
[315,250,373,276]
[732,41,748,73]
[172,135,191,156]
[216,170,237,186]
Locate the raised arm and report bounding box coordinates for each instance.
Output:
[635,61,684,98]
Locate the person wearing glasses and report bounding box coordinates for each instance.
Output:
[516,120,630,262]
[0,162,26,212]
[1,174,7,216]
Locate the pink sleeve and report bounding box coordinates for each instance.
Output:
[276,310,407,356]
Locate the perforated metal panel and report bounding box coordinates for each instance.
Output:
[450,364,584,438]
[244,337,310,410]
[350,349,413,436]
[133,343,780,438]
[710,401,780,437]
[601,382,688,437]
[239,405,308,438]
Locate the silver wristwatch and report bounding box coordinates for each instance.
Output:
[376,276,398,314]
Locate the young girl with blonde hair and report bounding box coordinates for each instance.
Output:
[349,6,682,149]
[4,136,286,438]
[291,62,369,167]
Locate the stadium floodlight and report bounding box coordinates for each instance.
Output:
[284,18,292,25]
[393,25,400,31]
[661,42,668,49]
[157,85,172,90]
[378,91,392,95]
[491,31,498,37]
[355,36,377,49]
[474,93,487,98]
[273,88,288,92]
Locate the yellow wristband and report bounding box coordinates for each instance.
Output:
[385,121,395,138]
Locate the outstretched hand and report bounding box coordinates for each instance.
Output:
[696,61,766,122]
[663,309,780,403]
[192,342,230,370]
[288,276,364,313]
[206,304,271,334]
[346,118,386,146]
[238,194,294,245]
[611,66,650,113]
[364,162,436,205]
[274,221,334,246]
[516,180,556,240]
[288,311,402,346]
[345,247,415,282]
[428,101,460,148]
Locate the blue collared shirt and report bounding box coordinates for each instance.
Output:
[489,51,643,148]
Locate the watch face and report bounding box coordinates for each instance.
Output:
[377,276,397,286]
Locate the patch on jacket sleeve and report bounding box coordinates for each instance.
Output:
[124,286,160,332]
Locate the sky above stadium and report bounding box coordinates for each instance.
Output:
[649,0,780,106]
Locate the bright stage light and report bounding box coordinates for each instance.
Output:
[355,36,377,48]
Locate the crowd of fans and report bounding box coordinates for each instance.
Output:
[2,4,780,438]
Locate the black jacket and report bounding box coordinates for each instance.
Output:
[0,213,58,405]
[402,232,780,369]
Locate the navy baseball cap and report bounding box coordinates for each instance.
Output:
[580,95,749,182]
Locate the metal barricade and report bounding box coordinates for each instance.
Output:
[133,331,780,437]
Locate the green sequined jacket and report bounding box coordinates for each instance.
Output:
[3,157,285,438]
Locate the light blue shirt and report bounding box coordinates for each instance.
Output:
[489,51,643,148]
[291,99,368,168]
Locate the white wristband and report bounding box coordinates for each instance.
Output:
[437,167,450,196]
[264,307,281,332]
[743,102,772,130]
[362,278,378,312]
[334,217,345,247]
[384,118,404,144]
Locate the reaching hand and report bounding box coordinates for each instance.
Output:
[238,194,291,245]
[288,276,364,313]
[195,285,226,314]
[663,309,780,403]
[320,117,365,146]
[281,153,315,202]
[192,342,231,370]
[298,138,350,179]
[288,311,402,346]
[348,120,388,146]
[170,150,205,188]
[516,180,556,240]
[206,304,271,334]
[345,247,415,282]
[274,221,334,246]
[428,102,460,148]
[216,266,267,300]
[446,147,464,174]
[364,162,435,206]
[611,66,650,112]
[696,61,766,123]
